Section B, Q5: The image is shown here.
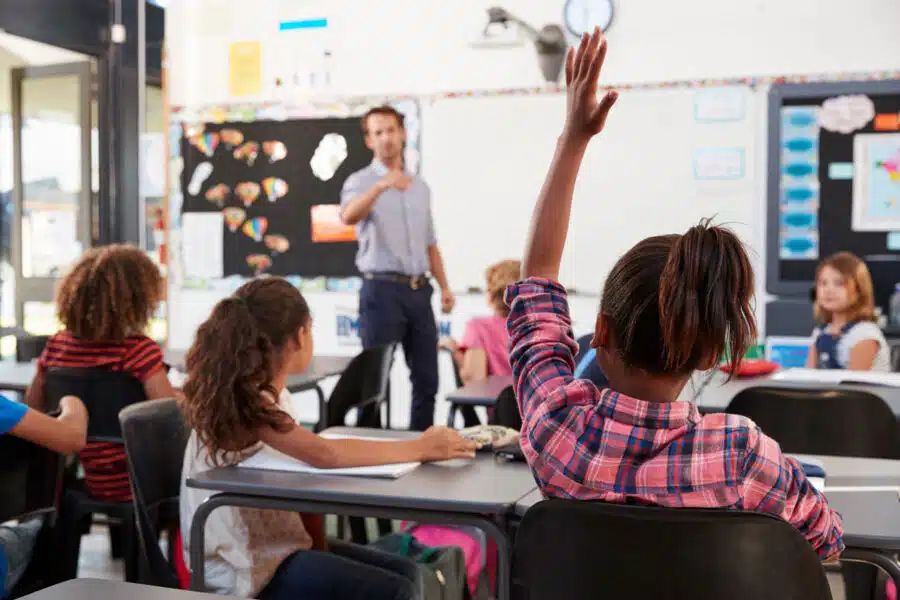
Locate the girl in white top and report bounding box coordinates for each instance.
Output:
[806,252,891,372]
[179,278,478,600]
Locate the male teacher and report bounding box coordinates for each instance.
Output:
[340,106,454,431]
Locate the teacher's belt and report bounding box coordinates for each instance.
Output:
[363,272,429,290]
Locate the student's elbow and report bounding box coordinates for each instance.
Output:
[58,426,87,454]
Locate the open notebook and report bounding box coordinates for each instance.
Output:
[238,434,421,479]
[772,368,900,388]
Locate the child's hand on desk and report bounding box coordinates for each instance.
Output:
[418,426,480,461]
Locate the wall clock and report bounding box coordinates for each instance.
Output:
[564,0,614,36]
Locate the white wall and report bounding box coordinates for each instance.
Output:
[166,0,900,104]
[165,0,900,427]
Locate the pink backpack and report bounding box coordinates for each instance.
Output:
[403,523,496,597]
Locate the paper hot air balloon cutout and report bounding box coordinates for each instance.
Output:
[242,217,268,242]
[234,141,260,166]
[184,123,204,138]
[220,128,244,148]
[263,140,287,163]
[205,183,230,207]
[223,207,246,233]
[264,234,290,254]
[247,254,272,275]
[235,182,261,207]
[262,177,288,202]
[191,132,220,157]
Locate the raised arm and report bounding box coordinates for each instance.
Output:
[521,28,617,280]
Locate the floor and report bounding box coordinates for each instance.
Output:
[77,524,850,599]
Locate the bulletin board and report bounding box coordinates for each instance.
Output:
[169,98,423,289]
[766,80,900,307]
[179,117,367,278]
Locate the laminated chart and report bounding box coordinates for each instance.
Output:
[779,106,820,259]
[852,132,900,231]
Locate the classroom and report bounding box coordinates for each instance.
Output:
[1,0,900,599]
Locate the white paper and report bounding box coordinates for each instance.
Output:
[693,148,745,180]
[693,88,746,123]
[238,434,421,478]
[181,212,224,279]
[772,368,900,388]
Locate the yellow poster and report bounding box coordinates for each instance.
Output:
[228,41,262,97]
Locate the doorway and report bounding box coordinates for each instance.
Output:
[0,32,96,348]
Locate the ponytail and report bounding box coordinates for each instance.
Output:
[658,222,756,375]
[600,220,756,378]
[181,278,311,462]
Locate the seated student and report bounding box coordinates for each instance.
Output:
[506,30,843,561]
[806,251,891,372]
[1,394,87,598]
[179,277,478,600]
[24,244,177,504]
[443,259,520,382]
[442,260,520,426]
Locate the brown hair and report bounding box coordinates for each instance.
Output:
[599,220,757,377]
[181,278,311,462]
[56,244,163,342]
[361,105,405,135]
[814,252,876,324]
[486,259,521,314]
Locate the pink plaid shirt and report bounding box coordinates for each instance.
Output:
[506,278,844,560]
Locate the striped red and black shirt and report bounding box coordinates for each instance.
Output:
[38,331,165,502]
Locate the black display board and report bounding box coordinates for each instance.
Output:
[766,80,900,311]
[180,117,370,278]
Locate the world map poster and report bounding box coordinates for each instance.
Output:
[853,132,900,231]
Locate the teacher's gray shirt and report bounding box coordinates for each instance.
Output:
[340,159,437,276]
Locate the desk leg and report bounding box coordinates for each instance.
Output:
[189,492,513,600]
[842,548,900,591]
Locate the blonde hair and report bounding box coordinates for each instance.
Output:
[814,252,877,324]
[486,259,521,315]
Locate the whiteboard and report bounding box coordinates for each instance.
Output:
[422,86,765,294]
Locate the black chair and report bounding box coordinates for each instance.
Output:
[315,344,396,544]
[0,428,66,597]
[43,367,148,582]
[515,499,833,600]
[120,398,189,588]
[726,386,900,459]
[891,344,900,373]
[15,334,49,363]
[440,346,482,427]
[488,385,522,430]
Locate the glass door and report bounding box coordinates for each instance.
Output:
[10,61,94,332]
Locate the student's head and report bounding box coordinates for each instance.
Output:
[182,278,312,456]
[814,252,876,324]
[592,220,756,388]
[485,259,521,316]
[56,244,163,342]
[362,105,405,163]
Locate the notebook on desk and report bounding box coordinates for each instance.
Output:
[772,368,900,388]
[238,434,421,478]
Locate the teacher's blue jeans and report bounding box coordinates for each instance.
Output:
[258,539,419,600]
[358,278,439,431]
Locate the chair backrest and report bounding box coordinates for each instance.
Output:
[119,398,189,588]
[15,335,49,363]
[323,344,396,430]
[727,385,900,459]
[574,334,592,364]
[489,385,522,430]
[515,499,832,600]
[0,430,65,524]
[440,346,464,388]
[43,367,147,443]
